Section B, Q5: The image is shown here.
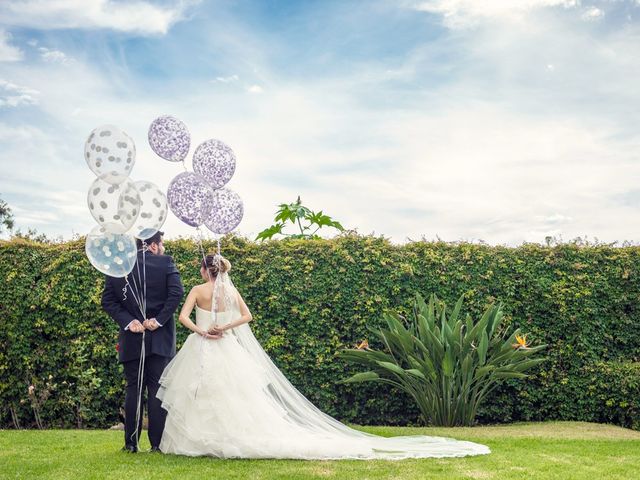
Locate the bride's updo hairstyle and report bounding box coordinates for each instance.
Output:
[201,254,231,278]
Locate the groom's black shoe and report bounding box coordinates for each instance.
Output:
[121,445,138,453]
[149,446,162,453]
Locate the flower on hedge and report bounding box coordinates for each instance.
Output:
[28,385,35,396]
[512,334,530,349]
[356,339,369,350]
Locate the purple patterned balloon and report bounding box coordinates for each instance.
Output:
[204,187,244,234]
[167,172,214,227]
[148,115,190,162]
[193,139,236,189]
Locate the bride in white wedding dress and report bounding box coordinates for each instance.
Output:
[157,254,490,459]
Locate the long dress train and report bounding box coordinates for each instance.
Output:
[157,292,490,459]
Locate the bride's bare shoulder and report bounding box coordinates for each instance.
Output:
[191,283,210,293]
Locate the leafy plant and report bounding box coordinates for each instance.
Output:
[26,375,56,429]
[256,196,344,241]
[340,293,547,426]
[0,196,14,234]
[2,236,639,430]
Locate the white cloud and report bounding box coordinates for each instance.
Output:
[0,29,23,62]
[0,0,199,35]
[411,0,580,27]
[0,79,39,107]
[38,46,74,65]
[247,84,263,94]
[582,6,605,21]
[537,213,573,225]
[1,2,639,245]
[215,74,239,83]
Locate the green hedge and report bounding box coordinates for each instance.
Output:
[1,235,639,429]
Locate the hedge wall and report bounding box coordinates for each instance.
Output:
[1,235,639,429]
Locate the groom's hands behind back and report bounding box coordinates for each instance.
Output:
[143,318,160,331]
[129,320,145,333]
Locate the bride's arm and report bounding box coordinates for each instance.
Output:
[178,287,208,336]
[217,290,253,332]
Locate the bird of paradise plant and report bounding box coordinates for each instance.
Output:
[339,293,547,427]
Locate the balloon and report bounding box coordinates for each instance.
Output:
[87,174,141,234]
[84,125,136,183]
[167,172,214,227]
[85,226,137,277]
[204,187,244,234]
[193,139,236,189]
[148,115,190,162]
[130,180,168,240]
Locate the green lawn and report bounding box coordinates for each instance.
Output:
[1,422,639,479]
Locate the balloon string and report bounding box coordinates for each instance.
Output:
[194,335,204,400]
[133,243,148,320]
[122,247,147,451]
[194,227,221,399]
[142,242,147,320]
[195,227,219,313]
[130,331,145,450]
[128,273,146,321]
[122,276,129,302]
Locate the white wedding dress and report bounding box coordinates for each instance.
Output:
[157,272,490,459]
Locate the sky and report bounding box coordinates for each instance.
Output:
[0,0,639,245]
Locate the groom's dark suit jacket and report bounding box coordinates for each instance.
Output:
[102,252,184,363]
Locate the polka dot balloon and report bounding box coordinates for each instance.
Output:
[85,225,137,277]
[84,125,136,184]
[130,180,168,240]
[87,174,141,234]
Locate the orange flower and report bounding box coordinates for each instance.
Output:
[356,339,369,350]
[512,334,530,349]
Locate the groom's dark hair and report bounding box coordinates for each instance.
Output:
[136,230,164,250]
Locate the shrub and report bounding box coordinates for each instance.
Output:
[341,293,546,426]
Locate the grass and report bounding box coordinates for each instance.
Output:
[1,422,639,479]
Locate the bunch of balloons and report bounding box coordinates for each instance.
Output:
[148,115,244,235]
[84,125,168,278]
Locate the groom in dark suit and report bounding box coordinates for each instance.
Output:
[101,231,184,453]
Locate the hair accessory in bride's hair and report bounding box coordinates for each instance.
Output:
[202,253,231,277]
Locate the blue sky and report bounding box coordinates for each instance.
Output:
[0,0,639,244]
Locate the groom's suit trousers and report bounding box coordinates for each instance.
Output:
[123,354,171,448]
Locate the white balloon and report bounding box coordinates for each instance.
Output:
[85,226,137,277]
[87,175,141,234]
[84,125,136,184]
[130,180,168,240]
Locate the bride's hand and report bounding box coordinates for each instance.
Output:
[197,328,223,340]
[208,325,225,335]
